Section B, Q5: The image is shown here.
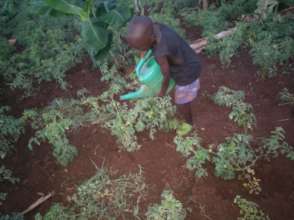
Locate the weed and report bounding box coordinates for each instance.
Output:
[239,168,262,195]
[36,167,147,220]
[279,88,294,105]
[234,195,270,220]
[146,189,186,220]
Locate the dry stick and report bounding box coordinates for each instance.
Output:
[277,118,291,122]
[21,192,54,215]
[189,5,294,54]
[190,27,237,53]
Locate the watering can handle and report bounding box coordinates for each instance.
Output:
[136,49,153,74]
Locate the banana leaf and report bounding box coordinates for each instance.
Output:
[45,0,88,20]
[99,6,131,28]
[81,20,109,54]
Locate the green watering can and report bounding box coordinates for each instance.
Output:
[120,50,175,100]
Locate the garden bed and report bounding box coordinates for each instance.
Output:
[1,44,294,219]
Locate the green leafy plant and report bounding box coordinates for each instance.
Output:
[213,134,256,180]
[206,22,247,65]
[234,195,270,220]
[35,203,72,220]
[212,86,256,130]
[102,96,176,152]
[43,0,131,61]
[36,167,147,220]
[279,88,294,105]
[0,106,23,201]
[260,127,294,160]
[0,166,19,202]
[0,214,23,220]
[0,166,19,185]
[181,0,294,77]
[229,102,256,130]
[22,97,96,166]
[174,133,209,177]
[255,0,278,20]
[146,189,186,220]
[249,27,294,78]
[23,107,77,166]
[0,1,83,95]
[212,127,293,193]
[139,0,186,37]
[0,106,24,159]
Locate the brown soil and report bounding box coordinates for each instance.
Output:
[1,47,294,219]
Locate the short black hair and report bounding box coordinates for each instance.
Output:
[126,16,154,40]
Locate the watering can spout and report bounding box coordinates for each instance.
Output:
[120,86,147,101]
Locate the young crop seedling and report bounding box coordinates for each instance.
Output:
[213,134,256,180]
[174,133,209,177]
[22,96,102,166]
[212,86,256,130]
[234,195,270,220]
[212,133,262,195]
[36,167,147,220]
[229,102,256,130]
[279,88,294,105]
[146,189,186,220]
[213,127,293,194]
[260,127,294,160]
[212,86,245,108]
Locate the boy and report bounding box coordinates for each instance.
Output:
[123,16,201,125]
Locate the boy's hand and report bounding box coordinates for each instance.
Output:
[140,51,146,58]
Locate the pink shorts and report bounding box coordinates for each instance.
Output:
[175,79,200,104]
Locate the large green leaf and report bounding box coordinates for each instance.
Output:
[45,0,88,20]
[81,20,109,55]
[99,5,131,28]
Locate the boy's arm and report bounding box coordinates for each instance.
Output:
[156,56,170,97]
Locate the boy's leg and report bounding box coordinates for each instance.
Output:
[176,102,193,125]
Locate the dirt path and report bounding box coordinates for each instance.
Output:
[1,50,294,219]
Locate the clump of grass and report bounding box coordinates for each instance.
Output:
[36,167,147,220]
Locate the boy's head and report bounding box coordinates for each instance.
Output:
[122,16,155,51]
